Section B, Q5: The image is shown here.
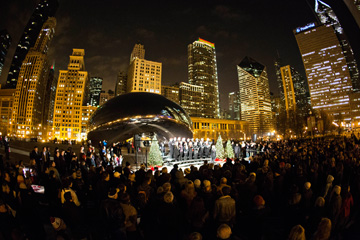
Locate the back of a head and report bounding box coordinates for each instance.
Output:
[163,182,171,192]
[288,224,306,240]
[315,197,325,208]
[188,232,202,240]
[164,191,174,203]
[314,218,331,240]
[217,224,232,239]
[64,191,72,203]
[220,177,227,184]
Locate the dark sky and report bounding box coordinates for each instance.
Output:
[0,0,319,108]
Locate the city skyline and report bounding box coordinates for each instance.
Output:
[1,0,359,109]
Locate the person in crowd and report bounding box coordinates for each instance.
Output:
[312,218,332,240]
[214,186,236,227]
[288,224,306,240]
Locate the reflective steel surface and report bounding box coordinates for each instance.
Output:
[87,92,193,143]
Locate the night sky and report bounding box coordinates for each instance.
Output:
[0,0,327,108]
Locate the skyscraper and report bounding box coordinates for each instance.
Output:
[53,49,89,141]
[280,65,297,112]
[179,82,204,117]
[228,91,240,120]
[314,0,360,91]
[344,0,360,28]
[127,44,161,94]
[161,84,180,104]
[115,71,127,96]
[6,0,58,89]
[274,56,286,111]
[237,56,273,139]
[294,22,353,122]
[11,18,56,139]
[0,30,11,79]
[89,77,103,106]
[188,38,220,118]
[0,89,16,135]
[130,43,145,63]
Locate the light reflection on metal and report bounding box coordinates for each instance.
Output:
[87,92,193,143]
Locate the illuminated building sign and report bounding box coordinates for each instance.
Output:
[198,38,215,48]
[296,23,316,33]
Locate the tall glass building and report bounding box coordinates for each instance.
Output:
[188,38,220,118]
[11,18,56,139]
[115,71,127,96]
[314,0,360,91]
[6,0,58,89]
[0,30,11,79]
[89,77,103,106]
[294,22,353,122]
[237,56,273,139]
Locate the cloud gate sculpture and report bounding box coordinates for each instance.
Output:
[87,92,193,144]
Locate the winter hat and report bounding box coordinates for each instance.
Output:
[50,217,66,231]
[164,191,174,203]
[304,182,311,190]
[184,168,191,175]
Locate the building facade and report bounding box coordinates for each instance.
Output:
[179,82,204,118]
[188,38,220,118]
[161,84,180,104]
[237,56,273,139]
[89,77,103,106]
[344,0,360,29]
[191,117,249,141]
[228,91,240,120]
[127,58,162,94]
[81,105,97,140]
[314,0,360,91]
[295,23,353,122]
[0,89,16,135]
[53,49,89,141]
[6,0,58,89]
[11,18,56,139]
[130,43,145,63]
[99,91,115,106]
[280,65,297,112]
[115,71,127,96]
[0,30,11,78]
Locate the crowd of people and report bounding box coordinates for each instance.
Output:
[165,137,249,162]
[0,134,359,239]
